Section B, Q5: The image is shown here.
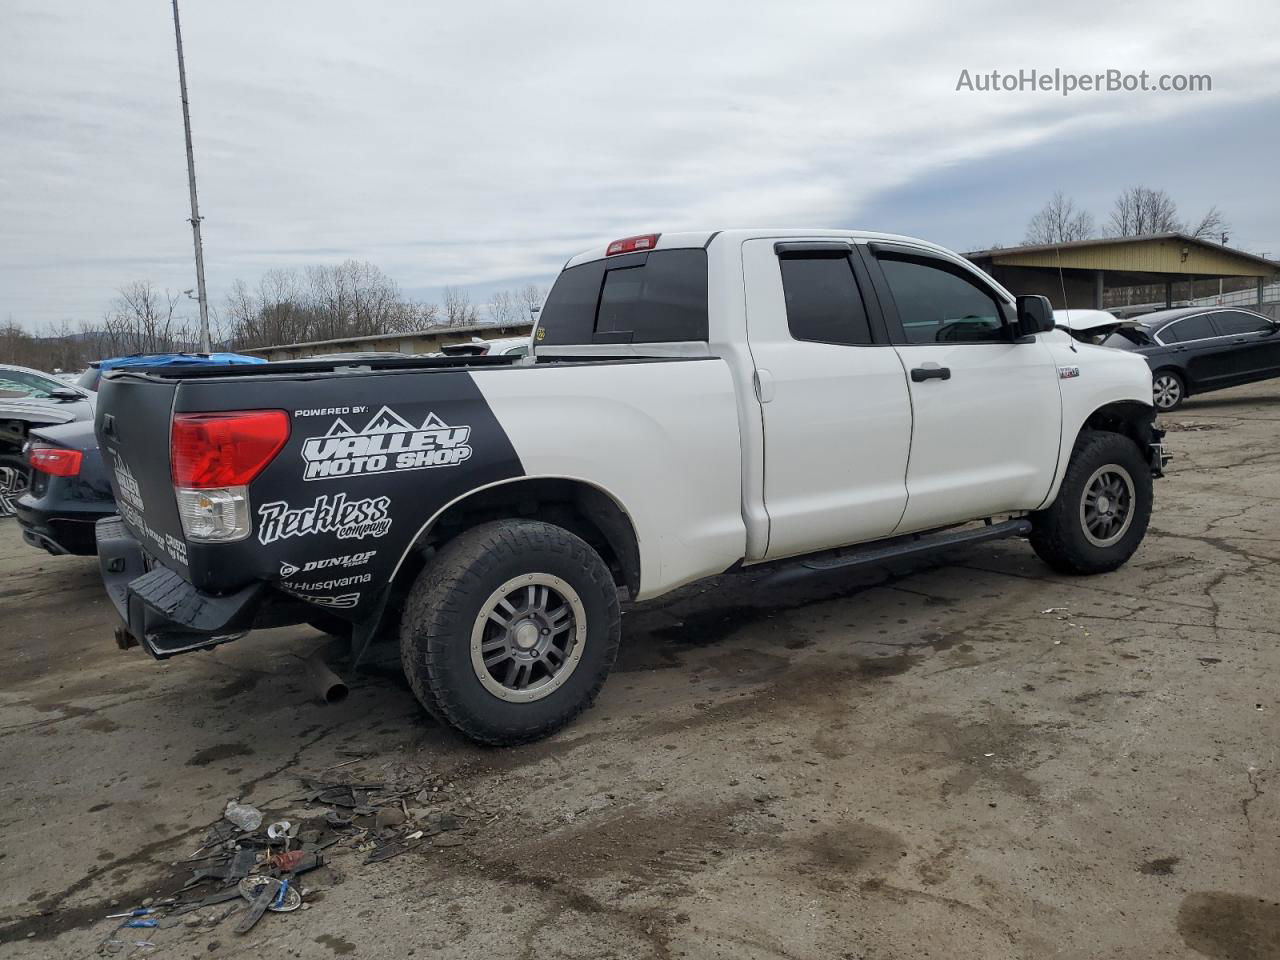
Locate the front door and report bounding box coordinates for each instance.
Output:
[742,238,912,561]
[860,245,1062,534]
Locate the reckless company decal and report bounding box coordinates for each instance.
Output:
[257,493,392,545]
[300,406,472,481]
[279,550,375,579]
[1059,366,1081,379]
[112,456,144,512]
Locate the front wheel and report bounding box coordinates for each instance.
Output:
[1152,369,1185,411]
[400,519,620,745]
[0,452,30,518]
[1030,430,1153,575]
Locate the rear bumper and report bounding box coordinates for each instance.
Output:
[15,495,107,556]
[96,516,265,659]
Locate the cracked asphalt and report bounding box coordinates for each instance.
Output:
[1,382,1277,959]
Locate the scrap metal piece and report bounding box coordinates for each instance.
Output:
[238,876,302,913]
[224,848,259,881]
[233,883,276,935]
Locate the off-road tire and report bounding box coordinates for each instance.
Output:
[1030,429,1152,575]
[400,519,620,745]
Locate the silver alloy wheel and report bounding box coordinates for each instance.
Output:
[1079,463,1136,548]
[1152,373,1181,410]
[470,573,586,703]
[0,465,28,518]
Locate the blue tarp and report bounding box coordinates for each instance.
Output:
[97,352,266,370]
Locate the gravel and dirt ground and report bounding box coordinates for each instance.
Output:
[1,383,1277,960]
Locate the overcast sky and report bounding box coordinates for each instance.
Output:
[3,0,1279,331]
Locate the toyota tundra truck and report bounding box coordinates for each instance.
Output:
[94,229,1166,745]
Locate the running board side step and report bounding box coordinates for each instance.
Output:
[798,517,1032,572]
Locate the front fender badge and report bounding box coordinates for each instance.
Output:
[1059,366,1081,379]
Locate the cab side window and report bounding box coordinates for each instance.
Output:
[778,254,875,346]
[878,256,1007,344]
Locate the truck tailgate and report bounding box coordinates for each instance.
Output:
[95,374,191,571]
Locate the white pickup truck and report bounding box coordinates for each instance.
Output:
[94,229,1166,745]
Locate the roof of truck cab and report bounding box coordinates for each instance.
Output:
[563,228,981,270]
[561,229,1014,301]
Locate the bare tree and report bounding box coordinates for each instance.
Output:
[102,282,191,355]
[442,286,479,326]
[1024,192,1095,245]
[517,283,548,320]
[1108,186,1181,237]
[485,289,524,325]
[225,261,430,348]
[1186,205,1229,242]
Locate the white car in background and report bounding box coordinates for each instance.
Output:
[1054,309,1146,346]
[437,336,532,358]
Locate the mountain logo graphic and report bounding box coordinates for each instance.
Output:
[301,406,473,481]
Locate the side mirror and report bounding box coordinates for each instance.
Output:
[48,387,84,401]
[1015,295,1055,337]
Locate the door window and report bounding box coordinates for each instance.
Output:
[1160,314,1217,343]
[1212,311,1273,336]
[878,256,1007,344]
[778,254,875,346]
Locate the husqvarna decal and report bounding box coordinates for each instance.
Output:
[257,493,392,545]
[300,406,472,481]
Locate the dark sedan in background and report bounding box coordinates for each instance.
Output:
[15,419,115,555]
[1104,307,1280,411]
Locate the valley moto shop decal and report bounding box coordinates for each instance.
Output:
[301,405,472,481]
[257,493,392,545]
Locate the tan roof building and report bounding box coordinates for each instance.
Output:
[965,233,1279,312]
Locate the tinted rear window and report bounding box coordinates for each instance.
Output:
[1161,315,1216,342]
[779,254,874,345]
[537,249,708,345]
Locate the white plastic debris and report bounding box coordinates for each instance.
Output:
[266,820,291,840]
[224,799,264,832]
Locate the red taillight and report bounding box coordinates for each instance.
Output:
[171,410,290,488]
[28,445,82,477]
[606,233,660,256]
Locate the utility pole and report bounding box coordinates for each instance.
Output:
[172,0,211,353]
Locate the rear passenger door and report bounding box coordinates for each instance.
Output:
[1158,313,1225,389]
[860,244,1062,533]
[742,239,913,560]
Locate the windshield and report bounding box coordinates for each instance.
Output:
[0,369,68,399]
[75,367,100,391]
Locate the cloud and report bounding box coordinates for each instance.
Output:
[2,0,1279,329]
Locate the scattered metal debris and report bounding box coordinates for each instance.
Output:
[89,772,475,950]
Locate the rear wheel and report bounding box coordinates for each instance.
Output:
[1030,430,1152,575]
[400,519,620,745]
[1152,369,1185,411]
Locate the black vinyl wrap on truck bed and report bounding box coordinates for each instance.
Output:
[96,360,527,627]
